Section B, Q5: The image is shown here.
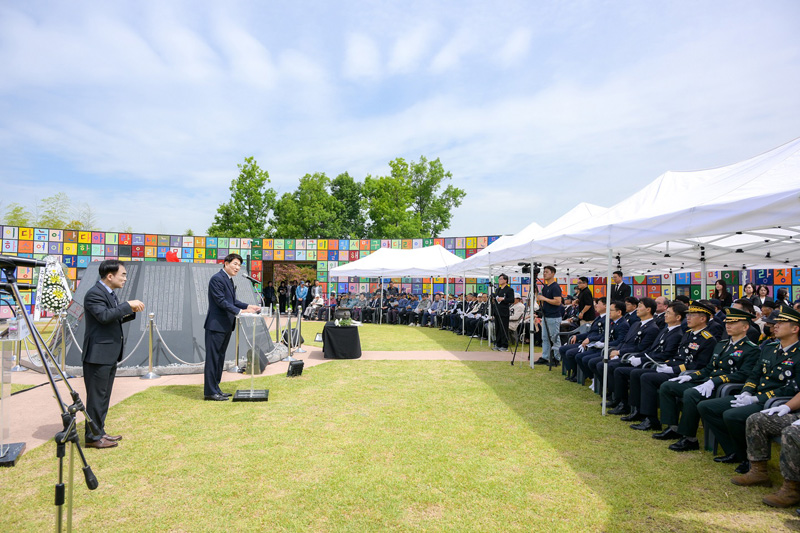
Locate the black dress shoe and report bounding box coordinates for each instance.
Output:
[204,394,229,401]
[734,460,751,474]
[567,376,578,383]
[630,418,662,431]
[620,408,643,422]
[713,453,738,463]
[220,392,232,398]
[669,437,700,452]
[608,403,630,415]
[652,428,682,440]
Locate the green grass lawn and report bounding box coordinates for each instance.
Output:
[1,361,794,532]
[287,320,517,352]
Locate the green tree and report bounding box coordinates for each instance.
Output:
[208,157,276,238]
[272,173,339,238]
[389,156,465,237]
[35,192,72,229]
[67,202,98,230]
[362,174,422,238]
[3,203,34,226]
[330,172,366,238]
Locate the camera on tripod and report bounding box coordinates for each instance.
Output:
[518,262,531,274]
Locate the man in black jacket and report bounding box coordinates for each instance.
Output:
[610,271,632,302]
[82,260,145,449]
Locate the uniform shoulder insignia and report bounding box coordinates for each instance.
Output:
[744,340,757,346]
[701,331,713,339]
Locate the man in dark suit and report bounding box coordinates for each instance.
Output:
[204,253,262,401]
[610,271,632,302]
[82,260,144,449]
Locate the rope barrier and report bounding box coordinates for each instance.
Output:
[152,322,204,366]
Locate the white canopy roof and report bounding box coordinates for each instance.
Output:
[493,137,800,275]
[328,245,463,278]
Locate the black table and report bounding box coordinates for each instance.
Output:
[322,322,362,359]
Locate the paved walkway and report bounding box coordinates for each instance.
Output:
[4,345,530,451]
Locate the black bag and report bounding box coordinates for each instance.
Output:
[281,328,304,347]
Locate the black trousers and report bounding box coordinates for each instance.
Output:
[83,361,117,442]
[204,329,232,397]
[495,312,510,348]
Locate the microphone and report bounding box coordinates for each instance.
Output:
[0,255,47,268]
[243,274,259,284]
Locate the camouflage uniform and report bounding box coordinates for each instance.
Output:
[697,341,800,458]
[745,411,800,481]
[659,337,759,436]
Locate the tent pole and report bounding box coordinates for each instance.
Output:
[529,256,535,363]
[601,249,613,416]
[700,247,707,300]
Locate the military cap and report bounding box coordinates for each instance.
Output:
[775,305,800,324]
[687,300,715,317]
[723,306,755,322]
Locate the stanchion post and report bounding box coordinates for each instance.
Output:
[295,304,306,353]
[140,313,160,380]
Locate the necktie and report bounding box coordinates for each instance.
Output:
[111,291,118,307]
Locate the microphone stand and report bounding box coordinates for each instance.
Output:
[0,258,99,532]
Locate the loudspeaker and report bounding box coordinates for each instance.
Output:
[246,347,268,374]
[281,328,304,346]
[287,360,304,377]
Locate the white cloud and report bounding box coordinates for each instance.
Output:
[387,23,436,75]
[497,28,532,67]
[343,33,381,80]
[429,30,475,74]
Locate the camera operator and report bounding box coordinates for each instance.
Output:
[492,274,514,352]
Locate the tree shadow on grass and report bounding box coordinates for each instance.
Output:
[463,361,800,532]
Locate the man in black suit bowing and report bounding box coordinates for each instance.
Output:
[83,260,145,449]
[204,253,261,401]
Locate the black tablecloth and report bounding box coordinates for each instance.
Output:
[322,322,362,359]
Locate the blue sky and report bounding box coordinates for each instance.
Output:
[1,0,798,237]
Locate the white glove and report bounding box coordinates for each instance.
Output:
[656,364,674,374]
[793,419,800,426]
[731,392,759,408]
[669,375,692,383]
[630,357,642,367]
[761,404,792,417]
[693,380,715,398]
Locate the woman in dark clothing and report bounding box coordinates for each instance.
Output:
[263,281,276,311]
[753,285,774,309]
[713,279,732,307]
[742,282,756,305]
[278,281,288,314]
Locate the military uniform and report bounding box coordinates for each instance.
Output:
[612,324,683,407]
[660,337,760,437]
[745,410,800,481]
[697,340,800,458]
[637,326,717,419]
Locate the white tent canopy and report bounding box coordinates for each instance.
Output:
[328,245,464,278]
[454,203,606,276]
[497,137,800,272]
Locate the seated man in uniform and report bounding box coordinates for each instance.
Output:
[732,391,800,508]
[696,306,800,473]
